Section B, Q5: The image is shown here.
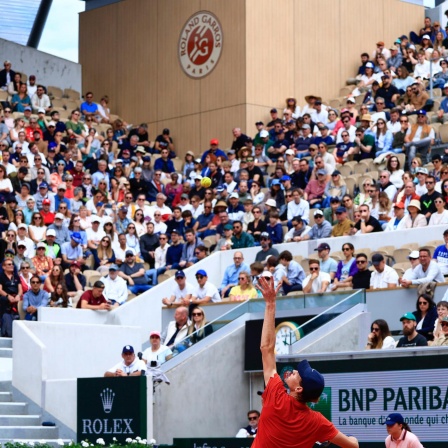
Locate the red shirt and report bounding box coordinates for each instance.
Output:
[40,210,55,225]
[252,374,338,448]
[76,290,107,308]
[70,169,84,187]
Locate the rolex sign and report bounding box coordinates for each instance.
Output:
[77,377,147,443]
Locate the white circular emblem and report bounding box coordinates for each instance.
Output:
[178,11,223,79]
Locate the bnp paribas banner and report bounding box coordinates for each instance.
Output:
[278,355,448,445]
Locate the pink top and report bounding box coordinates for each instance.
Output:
[385,429,424,448]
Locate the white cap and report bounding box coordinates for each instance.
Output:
[409,250,420,259]
[55,213,64,220]
[229,192,239,199]
[265,199,277,207]
[422,34,431,40]
[260,130,269,138]
[285,149,295,155]
[46,229,56,236]
[194,174,203,180]
[346,97,356,103]
[38,108,45,114]
[91,216,101,223]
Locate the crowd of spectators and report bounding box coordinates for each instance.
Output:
[3,22,448,341]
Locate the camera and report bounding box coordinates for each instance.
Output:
[150,360,157,367]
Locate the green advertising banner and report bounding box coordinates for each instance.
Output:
[77,376,147,443]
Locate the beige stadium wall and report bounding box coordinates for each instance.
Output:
[80,0,423,156]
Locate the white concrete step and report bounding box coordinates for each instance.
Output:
[0,380,12,392]
[0,426,59,438]
[0,339,12,349]
[0,348,12,358]
[0,402,28,415]
[0,415,41,425]
[0,392,12,402]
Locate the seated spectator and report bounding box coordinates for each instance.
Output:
[119,250,151,295]
[104,345,146,377]
[229,271,258,301]
[370,254,399,289]
[179,228,202,268]
[302,260,330,294]
[236,410,260,438]
[227,193,245,221]
[284,216,311,242]
[47,213,71,247]
[301,209,332,241]
[76,280,112,310]
[395,181,420,209]
[403,109,434,166]
[100,264,128,307]
[400,247,444,287]
[429,196,448,226]
[304,169,327,208]
[352,253,372,289]
[384,202,407,231]
[365,319,395,350]
[231,220,255,249]
[22,275,49,321]
[432,230,448,275]
[402,200,427,228]
[332,243,357,291]
[378,171,397,202]
[220,251,250,298]
[48,283,72,308]
[162,270,194,307]
[333,130,353,164]
[431,313,448,346]
[14,242,35,273]
[192,269,220,304]
[413,294,438,341]
[187,306,213,344]
[163,306,190,347]
[32,242,54,277]
[142,331,173,366]
[352,204,383,234]
[255,233,279,264]
[396,313,428,347]
[331,206,354,237]
[278,250,305,294]
[247,206,267,243]
[265,212,283,245]
[350,126,375,162]
[214,224,234,252]
[61,232,85,270]
[402,250,421,281]
[287,188,310,225]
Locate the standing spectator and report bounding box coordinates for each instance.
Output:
[278,250,305,294]
[396,313,428,347]
[370,254,399,289]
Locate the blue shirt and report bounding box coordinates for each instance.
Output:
[23,289,49,309]
[440,97,448,114]
[80,101,98,114]
[61,241,83,261]
[200,149,227,164]
[55,196,71,211]
[220,262,250,290]
[286,260,306,286]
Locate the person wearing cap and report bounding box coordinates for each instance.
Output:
[376,74,400,109]
[302,209,333,242]
[357,61,376,91]
[190,269,221,304]
[387,45,403,73]
[161,270,194,307]
[370,253,399,289]
[32,242,54,277]
[22,275,50,321]
[253,277,358,448]
[330,204,353,236]
[60,232,85,270]
[118,250,152,295]
[105,345,146,378]
[414,167,428,197]
[384,202,406,231]
[255,233,279,264]
[432,229,448,275]
[142,331,173,367]
[154,127,175,155]
[383,412,424,447]
[294,124,315,159]
[13,242,36,274]
[396,312,428,348]
[99,264,128,307]
[400,250,420,281]
[200,139,227,165]
[214,222,234,252]
[47,212,71,246]
[400,247,444,288]
[33,180,55,212]
[41,228,62,263]
[311,243,336,280]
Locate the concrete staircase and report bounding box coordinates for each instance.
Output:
[0,338,63,444]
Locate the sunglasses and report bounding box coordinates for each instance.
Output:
[192,312,203,316]
[372,327,380,332]
[356,260,367,264]
[30,280,41,284]
[196,275,204,279]
[342,247,351,251]
[309,267,319,271]
[248,417,258,421]
[418,301,428,305]
[441,323,448,327]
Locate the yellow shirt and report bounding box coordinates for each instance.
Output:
[332,219,353,237]
[229,285,258,301]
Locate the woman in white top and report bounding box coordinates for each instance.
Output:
[28,212,47,243]
[125,222,141,256]
[78,206,92,230]
[0,165,13,194]
[250,181,265,206]
[385,156,404,189]
[9,117,25,143]
[365,319,395,350]
[429,197,448,226]
[403,200,427,228]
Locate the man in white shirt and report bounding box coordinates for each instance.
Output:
[104,345,146,377]
[31,86,51,114]
[100,264,129,307]
[146,233,170,285]
[148,193,172,220]
[400,247,445,287]
[113,233,131,266]
[162,270,195,307]
[190,269,221,305]
[370,254,399,289]
[385,203,407,231]
[413,50,431,79]
[302,260,331,293]
[378,170,398,202]
[404,110,435,165]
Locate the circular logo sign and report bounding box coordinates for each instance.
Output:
[178,11,223,79]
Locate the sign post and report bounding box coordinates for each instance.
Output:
[77,376,148,443]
